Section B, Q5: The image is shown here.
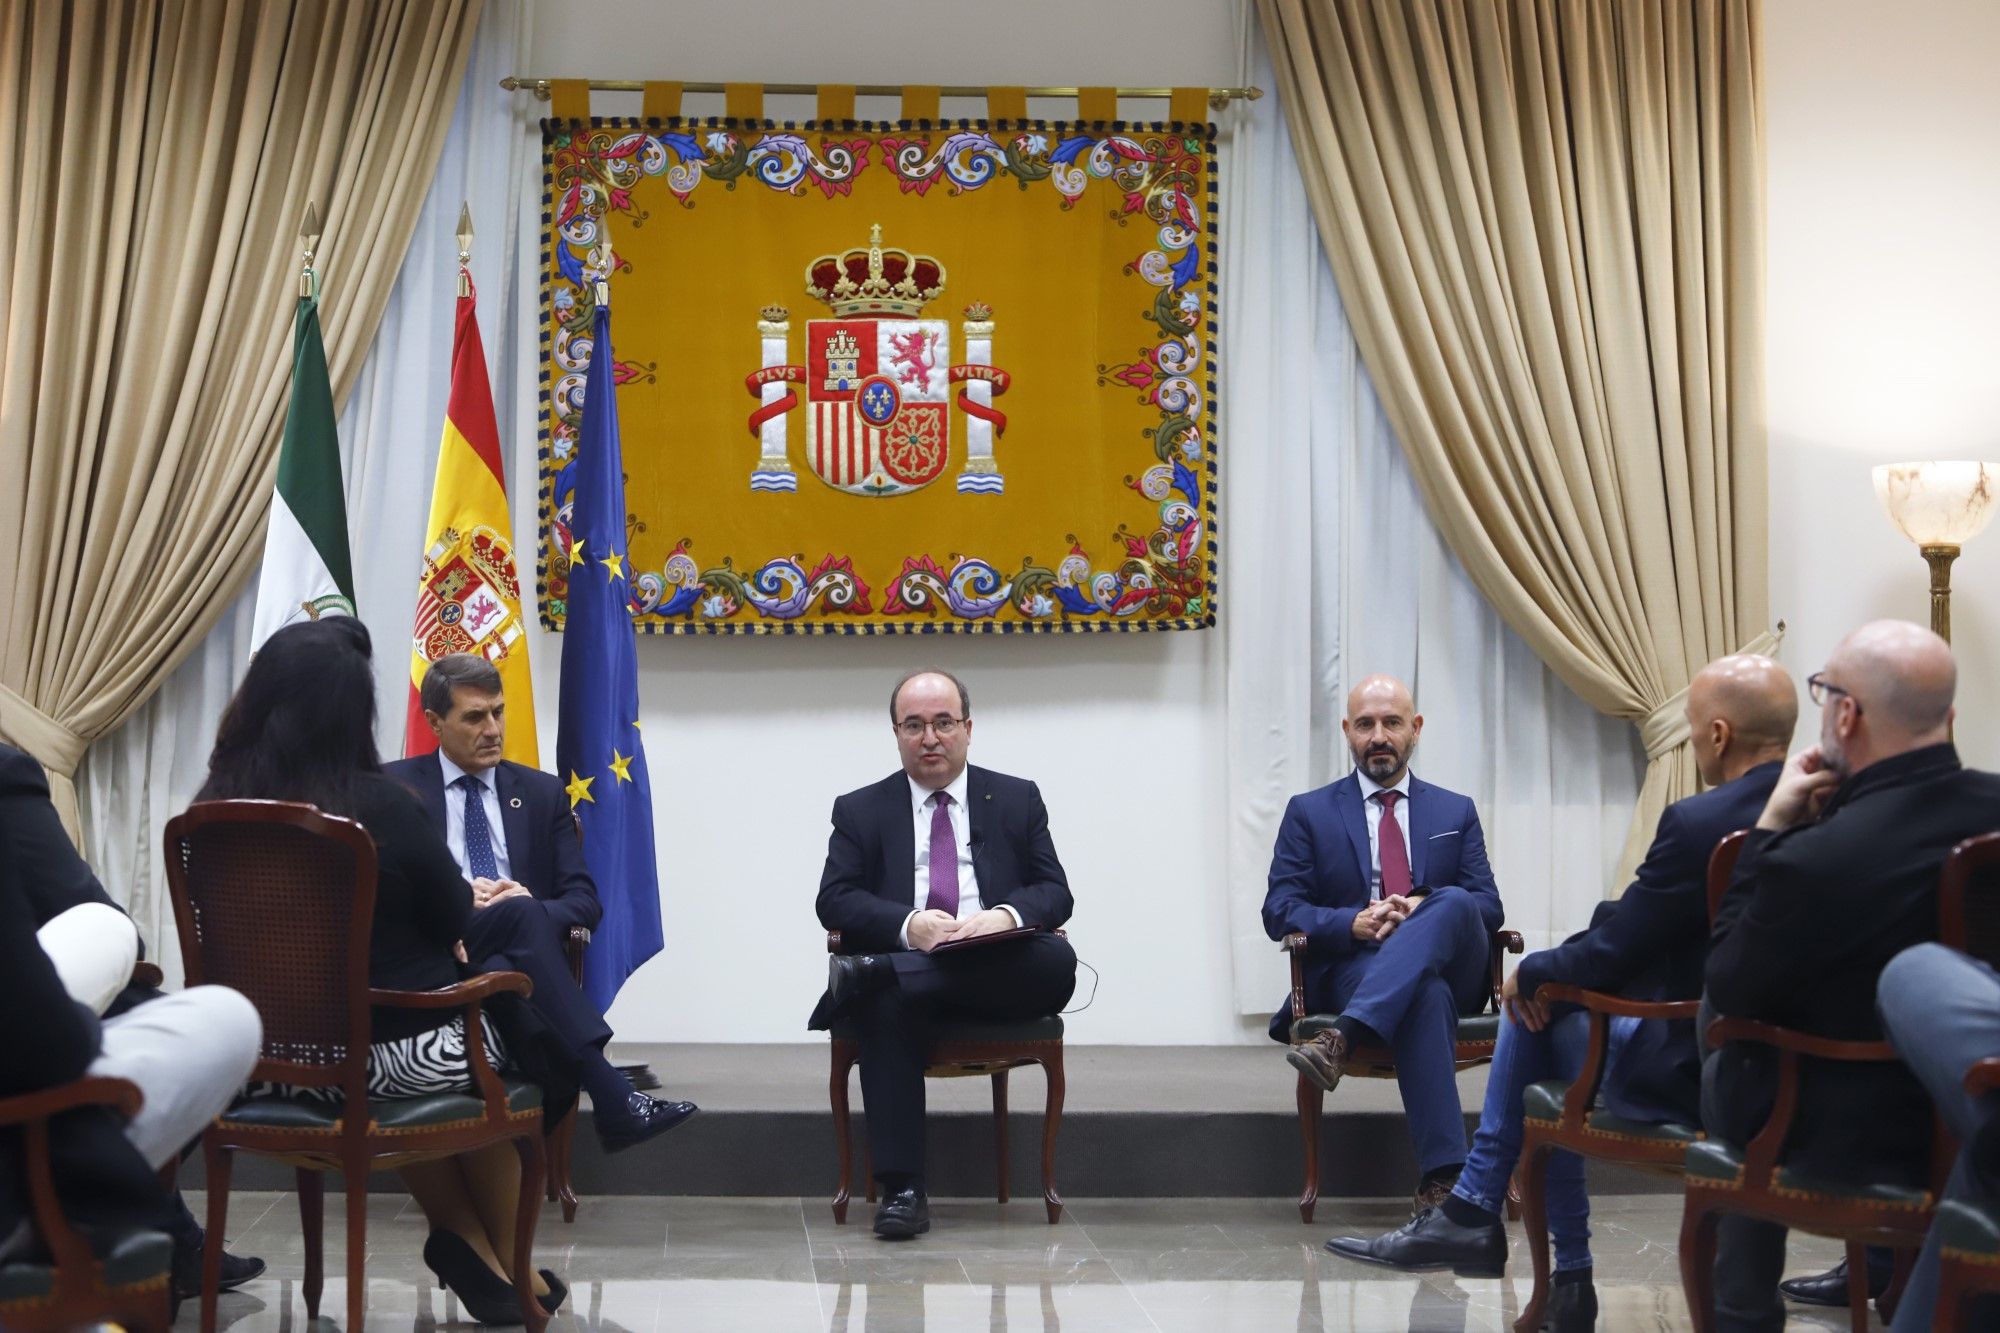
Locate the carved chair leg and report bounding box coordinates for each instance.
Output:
[344,1156,370,1333]
[1040,1049,1065,1224]
[200,1136,234,1333]
[545,1107,563,1203]
[1512,1140,1553,1333]
[512,1131,550,1332]
[1879,1244,1914,1324]
[992,1070,1011,1205]
[554,1109,579,1223]
[831,1040,856,1223]
[1505,1167,1522,1221]
[1935,1257,1971,1333]
[295,1164,323,1324]
[1844,1241,1870,1333]
[1296,1070,1323,1224]
[1677,1196,1721,1333]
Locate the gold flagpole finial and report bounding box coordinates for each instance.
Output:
[456,202,474,297]
[591,241,610,307]
[299,202,322,300]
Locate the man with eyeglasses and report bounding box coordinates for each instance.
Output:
[1702,620,2000,1331]
[808,668,1077,1239]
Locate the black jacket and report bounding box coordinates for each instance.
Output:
[346,774,476,1041]
[384,754,602,935]
[809,765,1072,1028]
[1706,744,2000,1181]
[1515,761,1781,1122]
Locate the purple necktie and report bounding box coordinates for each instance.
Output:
[925,791,959,915]
[1376,791,1413,901]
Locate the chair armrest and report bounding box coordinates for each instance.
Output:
[367,972,534,1010]
[1702,1013,1902,1189]
[564,926,590,983]
[827,930,842,955]
[1532,983,1699,1126]
[1497,931,1524,954]
[0,1075,144,1129]
[0,1076,146,1278]
[1966,1058,2000,1098]
[131,961,165,991]
[1282,933,1309,1025]
[1485,930,1524,1012]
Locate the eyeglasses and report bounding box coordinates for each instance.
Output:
[896,716,966,739]
[1807,672,1862,714]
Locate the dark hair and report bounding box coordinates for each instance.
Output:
[889,668,970,722]
[197,617,382,817]
[419,653,502,719]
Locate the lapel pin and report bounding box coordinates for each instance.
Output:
[509,797,523,809]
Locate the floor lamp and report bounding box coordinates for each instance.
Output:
[1872,461,1997,643]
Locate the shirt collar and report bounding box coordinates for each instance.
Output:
[1356,768,1412,803]
[439,752,496,794]
[909,767,970,816]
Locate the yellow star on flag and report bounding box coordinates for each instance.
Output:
[568,537,586,570]
[631,718,643,731]
[602,549,625,581]
[564,770,596,809]
[609,749,634,783]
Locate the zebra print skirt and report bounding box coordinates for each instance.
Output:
[250,1016,510,1103]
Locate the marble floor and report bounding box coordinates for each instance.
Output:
[176,1192,1868,1332]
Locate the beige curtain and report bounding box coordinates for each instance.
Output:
[1255,0,1770,885]
[0,0,482,835]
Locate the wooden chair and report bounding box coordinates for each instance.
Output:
[0,1076,172,1333]
[1510,829,1749,1332]
[1676,830,2000,1333]
[543,919,592,1223]
[1282,927,1524,1223]
[826,930,1067,1224]
[1933,1057,2000,1331]
[165,799,549,1333]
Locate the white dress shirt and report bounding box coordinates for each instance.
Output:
[900,770,1022,948]
[1355,769,1413,901]
[439,752,514,881]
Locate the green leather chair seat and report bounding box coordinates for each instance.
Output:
[1684,1139,1930,1207]
[1518,1079,1699,1141]
[1293,1012,1500,1046]
[1939,1197,2000,1257]
[831,1014,1064,1046]
[221,1077,542,1132]
[0,1228,172,1303]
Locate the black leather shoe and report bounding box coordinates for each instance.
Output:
[422,1228,528,1325]
[1545,1275,1597,1331]
[595,1092,700,1153]
[171,1239,266,1301]
[1780,1257,1889,1306]
[872,1185,931,1239]
[1323,1205,1506,1277]
[538,1269,568,1314]
[828,953,896,1010]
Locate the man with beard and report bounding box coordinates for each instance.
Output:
[1264,674,1504,1212]
[1702,620,2000,1330]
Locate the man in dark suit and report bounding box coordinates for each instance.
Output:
[1703,620,2000,1331]
[1321,655,1795,1331]
[385,654,695,1153]
[810,669,1077,1239]
[1266,674,1505,1213]
[0,743,262,1309]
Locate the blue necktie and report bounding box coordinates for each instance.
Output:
[455,774,498,880]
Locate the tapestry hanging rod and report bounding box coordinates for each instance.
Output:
[500,78,1261,108]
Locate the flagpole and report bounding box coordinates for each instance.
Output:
[299,203,321,300]
[456,201,473,298]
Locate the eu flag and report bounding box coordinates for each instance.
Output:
[557,297,662,1012]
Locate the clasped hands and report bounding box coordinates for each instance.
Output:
[907,907,1016,953]
[470,875,532,910]
[1349,892,1426,944]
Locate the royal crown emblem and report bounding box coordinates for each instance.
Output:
[742,225,1011,498]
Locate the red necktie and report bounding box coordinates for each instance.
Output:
[1376,791,1413,901]
[925,792,959,915]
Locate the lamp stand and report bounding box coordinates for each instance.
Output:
[1922,543,1961,643]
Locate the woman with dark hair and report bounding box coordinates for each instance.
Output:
[197,617,564,1322]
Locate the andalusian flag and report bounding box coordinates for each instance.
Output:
[404,272,538,763]
[250,288,355,648]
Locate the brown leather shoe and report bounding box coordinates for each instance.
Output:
[1286,1028,1350,1093]
[1411,1172,1459,1217]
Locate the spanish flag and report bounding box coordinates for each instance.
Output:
[404,273,538,763]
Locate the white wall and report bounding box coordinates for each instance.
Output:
[1764,0,2000,762]
[521,0,1258,1044]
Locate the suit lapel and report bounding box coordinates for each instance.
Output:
[494,762,531,877]
[413,752,448,829]
[1333,775,1371,894]
[1406,777,1430,889]
[884,773,916,905]
[966,766,994,899]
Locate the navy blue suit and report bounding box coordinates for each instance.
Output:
[1263,771,1504,1174]
[385,753,609,1061]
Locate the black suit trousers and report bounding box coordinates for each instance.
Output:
[463,896,612,1062]
[850,933,1076,1181]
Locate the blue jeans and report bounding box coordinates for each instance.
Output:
[1451,1006,1638,1273]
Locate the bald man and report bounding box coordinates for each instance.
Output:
[1324,656,1795,1331]
[1264,674,1505,1213]
[1703,621,2000,1331]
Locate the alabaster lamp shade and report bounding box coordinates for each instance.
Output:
[1871,461,1997,641]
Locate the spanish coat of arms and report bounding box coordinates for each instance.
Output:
[413,526,525,665]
